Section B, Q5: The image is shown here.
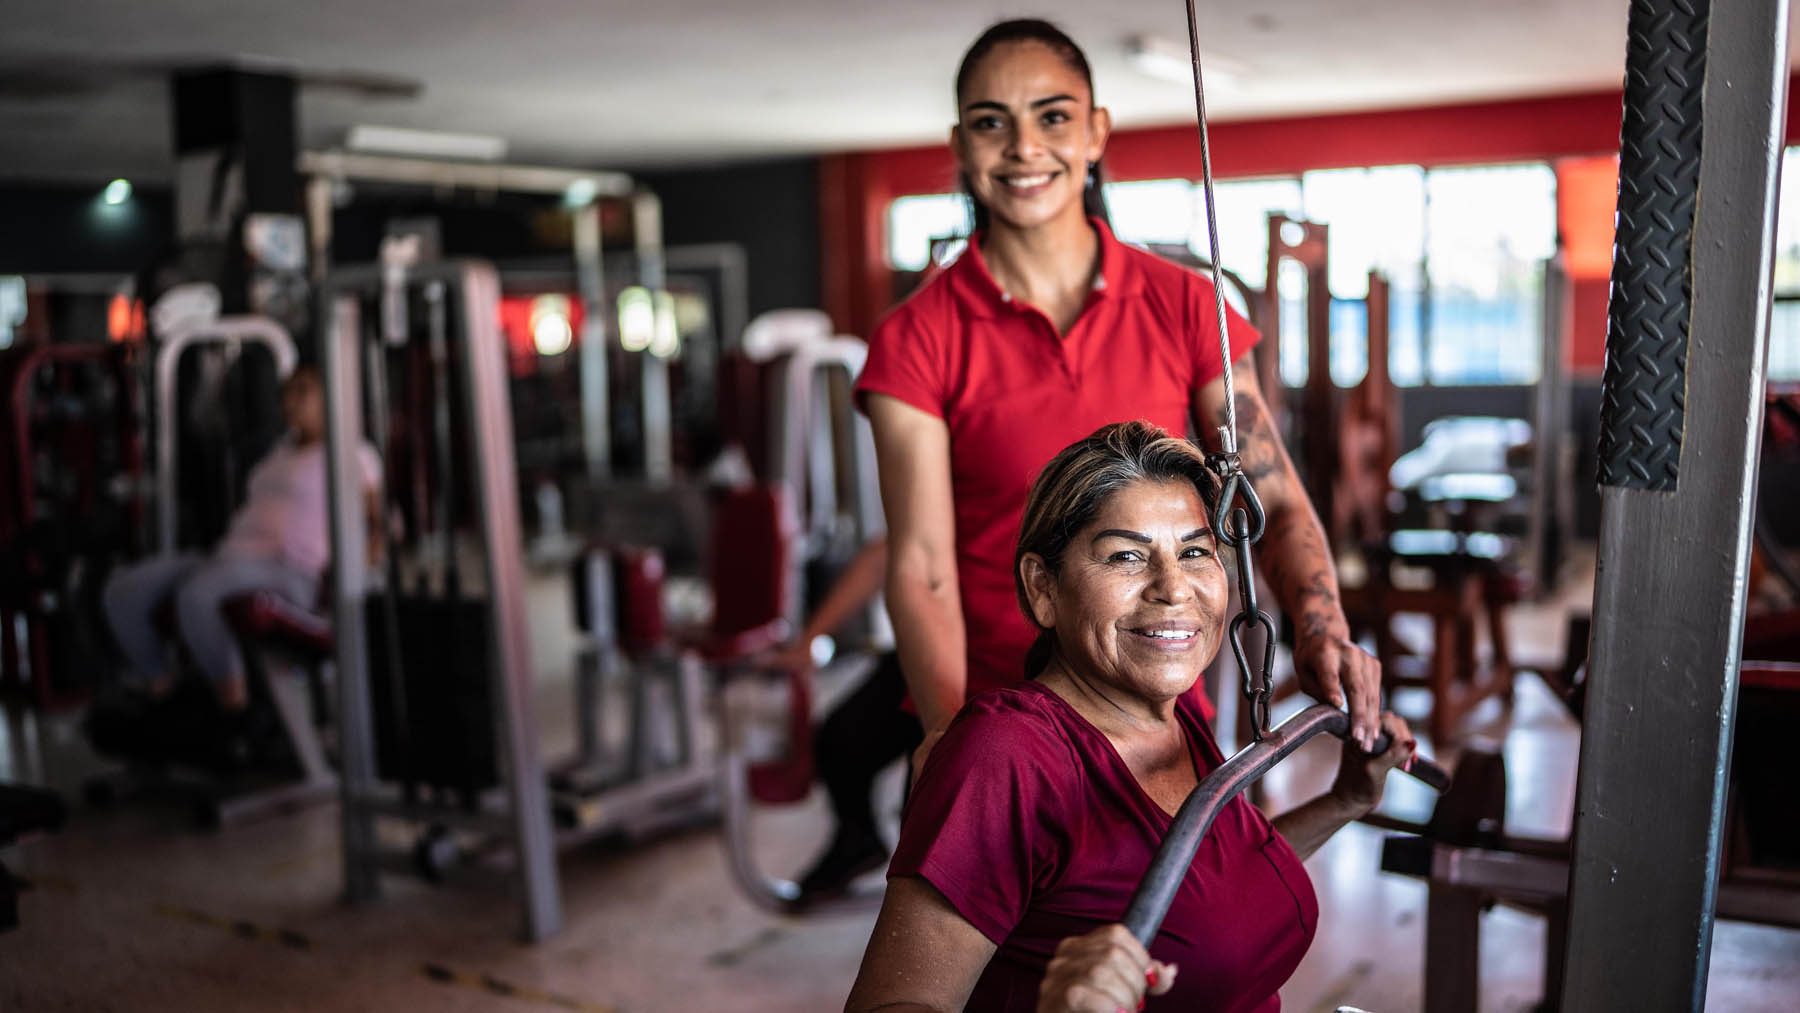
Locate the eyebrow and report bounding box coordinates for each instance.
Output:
[962,94,1080,114]
[1091,528,1211,545]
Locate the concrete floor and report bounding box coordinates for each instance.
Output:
[3,552,1798,1012]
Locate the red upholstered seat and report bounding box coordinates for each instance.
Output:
[690,485,796,663]
[700,486,805,803]
[1745,609,1800,662]
[614,548,670,659]
[609,486,797,664]
[222,591,333,659]
[603,486,805,804]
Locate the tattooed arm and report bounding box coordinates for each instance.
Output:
[1193,355,1382,751]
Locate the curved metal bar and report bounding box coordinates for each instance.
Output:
[717,674,884,917]
[155,316,298,552]
[1123,703,1451,943]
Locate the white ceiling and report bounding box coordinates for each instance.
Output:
[0,0,1649,185]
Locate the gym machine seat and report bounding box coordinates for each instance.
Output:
[223,589,334,658]
[554,485,797,840]
[1345,529,1520,745]
[707,486,888,912]
[1377,660,1800,1011]
[85,588,337,828]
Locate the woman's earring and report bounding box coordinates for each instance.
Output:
[1085,162,1098,190]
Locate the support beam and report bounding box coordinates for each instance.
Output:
[1560,0,1787,1007]
[573,203,610,481]
[634,193,673,484]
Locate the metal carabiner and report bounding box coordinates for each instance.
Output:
[1207,429,1268,550]
[1223,507,1278,740]
[1212,469,1268,549]
[1228,608,1278,741]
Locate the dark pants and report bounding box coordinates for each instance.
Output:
[815,651,923,844]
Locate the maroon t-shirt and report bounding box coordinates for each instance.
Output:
[890,681,1317,1012]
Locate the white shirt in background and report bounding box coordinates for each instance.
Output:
[219,438,382,578]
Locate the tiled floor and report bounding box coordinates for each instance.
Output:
[3,550,1797,1011]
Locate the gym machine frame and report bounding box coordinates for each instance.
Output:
[300,151,665,485]
[142,315,337,827]
[1560,0,1789,1005]
[322,260,562,941]
[0,342,146,710]
[766,335,885,581]
[153,316,298,553]
[720,330,887,912]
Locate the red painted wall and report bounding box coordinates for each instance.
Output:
[822,81,1800,377]
[1556,155,1628,373]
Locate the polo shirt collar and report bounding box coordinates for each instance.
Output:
[949,217,1136,318]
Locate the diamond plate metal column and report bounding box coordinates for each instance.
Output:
[1560,0,1787,1006]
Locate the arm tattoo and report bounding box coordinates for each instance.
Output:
[1262,507,1343,643]
[1211,375,1349,643]
[1231,392,1284,484]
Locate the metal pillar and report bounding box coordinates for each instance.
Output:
[1530,254,1573,590]
[573,202,610,481]
[321,294,380,905]
[458,263,563,942]
[633,192,673,484]
[1560,0,1787,1007]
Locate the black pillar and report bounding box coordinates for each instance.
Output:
[168,67,306,328]
[1560,0,1788,1006]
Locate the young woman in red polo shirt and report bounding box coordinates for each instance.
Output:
[854,19,1385,777]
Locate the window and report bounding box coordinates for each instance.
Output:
[1424,164,1557,385]
[886,194,969,272]
[1108,178,1197,248]
[1768,148,1800,382]
[1202,178,1304,291]
[1299,167,1430,386]
[0,276,24,350]
[881,160,1558,388]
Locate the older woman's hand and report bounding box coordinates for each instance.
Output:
[1036,924,1177,1013]
[1328,711,1415,817]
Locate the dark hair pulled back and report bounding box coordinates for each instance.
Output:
[954,19,1111,233]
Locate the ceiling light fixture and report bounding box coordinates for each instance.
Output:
[102,178,132,205]
[1124,34,1238,89]
[530,294,574,357]
[618,286,655,353]
[562,178,600,208]
[345,125,508,162]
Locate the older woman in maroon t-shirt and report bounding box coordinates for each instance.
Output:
[846,423,1413,1013]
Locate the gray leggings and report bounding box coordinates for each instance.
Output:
[102,553,316,689]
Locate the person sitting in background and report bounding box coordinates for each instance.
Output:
[761,535,926,901]
[102,365,381,711]
[846,422,1413,1013]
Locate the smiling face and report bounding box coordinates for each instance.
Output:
[1021,478,1229,704]
[952,39,1111,233]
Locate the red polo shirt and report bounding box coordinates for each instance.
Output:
[855,219,1260,705]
